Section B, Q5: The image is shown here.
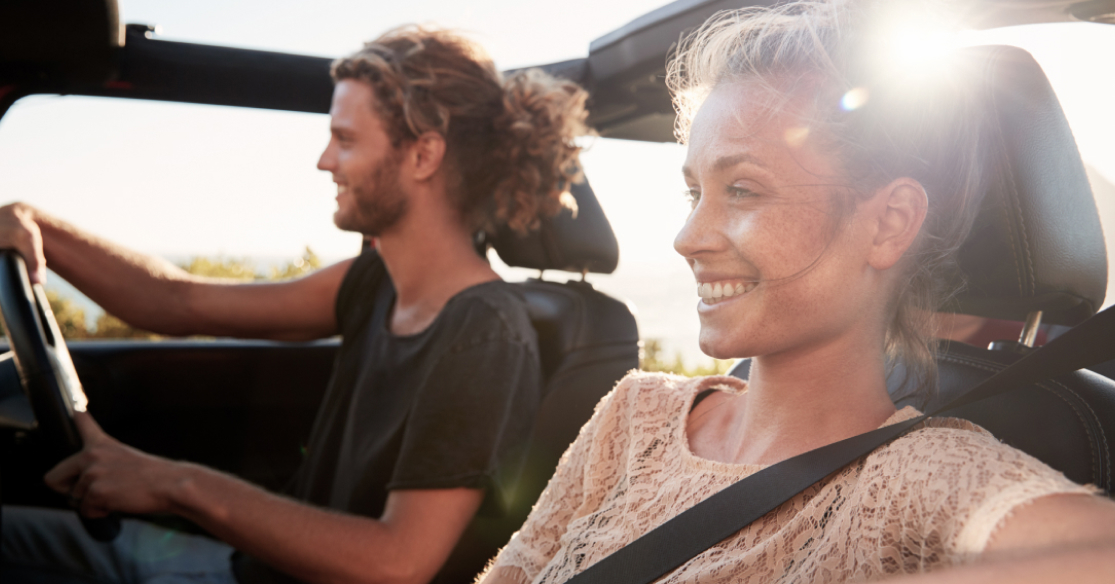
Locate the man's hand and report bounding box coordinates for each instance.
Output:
[0,202,48,284]
[44,412,185,518]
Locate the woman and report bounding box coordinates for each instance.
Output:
[479,1,1115,583]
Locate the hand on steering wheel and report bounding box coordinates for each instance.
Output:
[0,250,120,541]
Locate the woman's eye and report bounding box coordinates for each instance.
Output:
[728,185,756,199]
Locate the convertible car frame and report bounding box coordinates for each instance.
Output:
[1,0,1114,582]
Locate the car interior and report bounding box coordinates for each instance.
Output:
[1,0,1114,582]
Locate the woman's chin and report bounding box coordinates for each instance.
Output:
[697,332,749,361]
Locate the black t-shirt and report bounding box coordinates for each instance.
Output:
[233,250,543,583]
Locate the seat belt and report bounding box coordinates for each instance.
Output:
[567,304,1115,584]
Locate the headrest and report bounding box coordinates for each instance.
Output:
[950,45,1107,326]
[490,177,620,274]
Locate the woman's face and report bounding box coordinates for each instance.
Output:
[676,80,888,360]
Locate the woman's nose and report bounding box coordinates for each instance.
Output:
[674,197,725,259]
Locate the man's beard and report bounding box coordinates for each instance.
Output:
[334,156,408,236]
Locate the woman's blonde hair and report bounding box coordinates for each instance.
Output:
[667,0,987,401]
[332,26,589,235]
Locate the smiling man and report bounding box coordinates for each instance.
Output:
[0,27,588,584]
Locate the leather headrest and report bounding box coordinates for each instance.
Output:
[490,177,620,274]
[951,45,1106,326]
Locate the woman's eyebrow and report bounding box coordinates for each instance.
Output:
[714,153,766,171]
[682,153,767,179]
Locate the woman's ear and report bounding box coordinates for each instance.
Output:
[868,178,928,271]
[407,131,447,182]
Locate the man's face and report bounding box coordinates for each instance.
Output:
[318,79,407,236]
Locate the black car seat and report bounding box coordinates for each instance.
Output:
[434,178,640,583]
[732,45,1115,494]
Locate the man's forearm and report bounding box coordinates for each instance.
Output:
[9,203,346,340]
[167,463,415,584]
[50,414,467,584]
[31,205,201,334]
[165,463,481,584]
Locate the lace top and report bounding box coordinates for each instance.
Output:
[482,372,1096,584]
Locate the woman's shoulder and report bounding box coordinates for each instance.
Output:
[865,410,1097,556]
[884,413,1005,457]
[607,371,747,412]
[869,410,1091,501]
[882,409,995,441]
[616,370,746,389]
[583,372,748,438]
[875,411,1020,470]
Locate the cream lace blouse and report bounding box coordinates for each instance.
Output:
[481,372,1095,584]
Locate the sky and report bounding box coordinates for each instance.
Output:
[1,1,1113,365]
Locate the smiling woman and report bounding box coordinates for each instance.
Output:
[676,83,873,363]
[477,2,1115,583]
[668,0,990,397]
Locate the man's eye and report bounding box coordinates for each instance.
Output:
[683,188,701,207]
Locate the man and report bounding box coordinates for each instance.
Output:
[0,27,588,584]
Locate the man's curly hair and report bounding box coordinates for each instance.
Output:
[331,26,590,235]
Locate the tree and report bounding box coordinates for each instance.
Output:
[46,289,91,340]
[640,338,734,377]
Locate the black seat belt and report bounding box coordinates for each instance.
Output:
[568,304,1115,584]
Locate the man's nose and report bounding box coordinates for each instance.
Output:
[317,143,335,172]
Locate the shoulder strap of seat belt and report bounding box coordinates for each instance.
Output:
[567,304,1115,584]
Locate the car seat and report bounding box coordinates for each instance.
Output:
[434,178,640,583]
[732,45,1115,494]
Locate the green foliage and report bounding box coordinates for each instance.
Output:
[178,256,258,281]
[640,338,734,377]
[46,247,322,339]
[268,248,322,280]
[46,289,91,340]
[89,313,161,340]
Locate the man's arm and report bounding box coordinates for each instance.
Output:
[0,202,349,340]
[46,413,482,584]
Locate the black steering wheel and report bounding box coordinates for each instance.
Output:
[0,250,120,541]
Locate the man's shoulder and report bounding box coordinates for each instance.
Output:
[335,249,389,320]
[437,280,536,351]
[344,247,386,280]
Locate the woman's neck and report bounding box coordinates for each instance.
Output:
[694,329,897,467]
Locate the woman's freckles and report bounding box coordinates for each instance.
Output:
[676,80,863,360]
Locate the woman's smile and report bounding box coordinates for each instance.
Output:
[675,79,858,359]
[696,280,759,305]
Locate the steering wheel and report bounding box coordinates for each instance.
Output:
[0,250,120,541]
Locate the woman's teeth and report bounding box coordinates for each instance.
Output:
[697,281,757,304]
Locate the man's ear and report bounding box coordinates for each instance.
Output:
[867,177,928,271]
[407,131,447,182]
